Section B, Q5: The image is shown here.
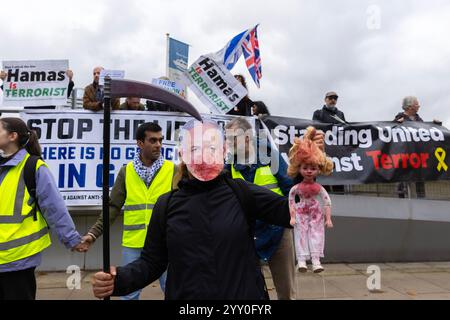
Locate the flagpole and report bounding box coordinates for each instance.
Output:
[166,33,170,78]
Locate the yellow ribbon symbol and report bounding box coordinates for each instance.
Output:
[435,147,448,172]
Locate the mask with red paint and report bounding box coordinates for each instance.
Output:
[180,119,225,181]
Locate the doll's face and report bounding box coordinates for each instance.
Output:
[300,163,319,182]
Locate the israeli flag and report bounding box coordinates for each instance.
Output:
[211,28,251,70]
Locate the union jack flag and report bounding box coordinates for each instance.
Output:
[242,25,262,87]
[211,25,262,87]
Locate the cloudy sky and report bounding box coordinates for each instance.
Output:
[1,0,450,126]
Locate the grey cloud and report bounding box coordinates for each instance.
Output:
[1,0,450,126]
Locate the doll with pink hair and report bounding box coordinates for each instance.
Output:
[287,126,334,273]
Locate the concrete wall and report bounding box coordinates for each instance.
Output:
[324,217,450,263]
[325,195,450,263]
[37,195,450,271]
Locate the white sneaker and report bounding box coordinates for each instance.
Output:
[297,261,307,273]
[312,262,324,273]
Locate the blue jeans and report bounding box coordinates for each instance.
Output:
[120,247,167,300]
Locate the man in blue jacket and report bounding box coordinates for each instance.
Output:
[224,117,297,300]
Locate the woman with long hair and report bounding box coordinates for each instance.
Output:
[0,117,83,300]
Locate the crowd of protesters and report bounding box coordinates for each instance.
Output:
[1,68,443,127]
[0,66,446,300]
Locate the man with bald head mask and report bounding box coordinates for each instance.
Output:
[91,119,305,300]
[83,66,120,111]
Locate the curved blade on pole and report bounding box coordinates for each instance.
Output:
[110,79,202,121]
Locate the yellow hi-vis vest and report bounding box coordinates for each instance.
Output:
[0,153,51,265]
[231,165,284,196]
[123,160,174,248]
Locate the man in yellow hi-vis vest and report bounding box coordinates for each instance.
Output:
[79,122,176,300]
[224,117,297,300]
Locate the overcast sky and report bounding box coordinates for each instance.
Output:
[1,0,450,126]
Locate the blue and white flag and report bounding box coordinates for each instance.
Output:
[211,28,251,70]
[167,37,189,96]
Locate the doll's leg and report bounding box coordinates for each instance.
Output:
[309,209,325,272]
[293,214,310,268]
[293,221,304,262]
[311,255,324,273]
[293,224,307,272]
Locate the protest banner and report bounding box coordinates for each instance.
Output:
[2,60,69,107]
[21,110,254,206]
[19,110,450,204]
[181,55,247,114]
[152,78,186,98]
[99,69,125,86]
[261,116,450,185]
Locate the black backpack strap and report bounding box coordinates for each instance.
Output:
[159,180,269,300]
[23,155,41,221]
[158,189,178,229]
[224,177,256,238]
[224,177,270,300]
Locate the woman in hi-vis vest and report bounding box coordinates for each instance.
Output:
[0,117,83,300]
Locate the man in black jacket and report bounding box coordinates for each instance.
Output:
[91,119,294,300]
[313,92,346,194]
[312,91,347,124]
[92,119,325,300]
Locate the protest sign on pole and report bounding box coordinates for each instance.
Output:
[166,36,189,87]
[1,60,69,107]
[181,55,248,114]
[99,70,125,86]
[151,78,186,98]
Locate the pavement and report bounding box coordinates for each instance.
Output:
[36,261,450,300]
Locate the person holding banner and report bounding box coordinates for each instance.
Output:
[83,66,120,111]
[79,122,175,299]
[252,101,271,117]
[0,117,84,300]
[313,91,346,194]
[312,91,347,125]
[0,70,6,90]
[227,74,253,116]
[91,119,325,300]
[224,117,297,300]
[393,96,439,198]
